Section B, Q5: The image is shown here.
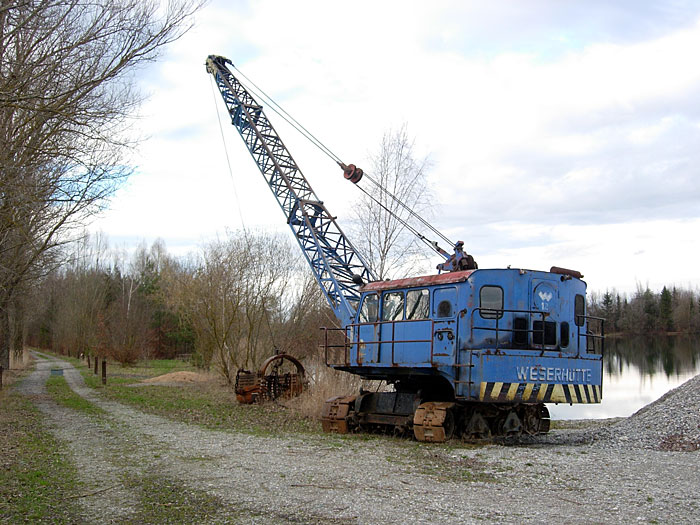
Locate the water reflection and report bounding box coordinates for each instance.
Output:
[549,335,700,420]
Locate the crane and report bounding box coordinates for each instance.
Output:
[205,55,375,328]
[205,55,605,442]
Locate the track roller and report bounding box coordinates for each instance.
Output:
[496,410,523,437]
[463,412,491,440]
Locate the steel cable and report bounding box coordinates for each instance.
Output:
[231,65,455,256]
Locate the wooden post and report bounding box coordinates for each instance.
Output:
[87,354,91,369]
[94,356,98,374]
[101,359,106,385]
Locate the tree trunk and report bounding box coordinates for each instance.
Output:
[0,305,10,370]
[11,297,25,358]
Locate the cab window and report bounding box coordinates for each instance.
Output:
[480,285,503,319]
[359,293,378,323]
[560,322,570,347]
[575,294,585,327]
[382,292,404,321]
[406,289,430,320]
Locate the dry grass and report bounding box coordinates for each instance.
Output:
[284,356,385,418]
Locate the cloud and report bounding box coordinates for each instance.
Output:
[427,18,700,231]
[91,1,700,293]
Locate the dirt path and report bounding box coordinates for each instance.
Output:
[15,354,143,522]
[17,352,700,524]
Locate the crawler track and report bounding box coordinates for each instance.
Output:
[322,393,550,442]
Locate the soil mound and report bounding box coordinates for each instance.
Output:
[142,371,211,384]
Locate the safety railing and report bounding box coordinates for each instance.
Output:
[321,327,351,366]
[470,307,553,355]
[322,318,435,367]
[322,310,607,365]
[577,315,606,356]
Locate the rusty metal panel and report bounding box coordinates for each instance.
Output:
[321,395,357,434]
[361,270,475,293]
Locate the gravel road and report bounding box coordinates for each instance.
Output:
[16,352,700,524]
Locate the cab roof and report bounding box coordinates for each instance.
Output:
[361,270,476,293]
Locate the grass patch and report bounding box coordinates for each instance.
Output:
[98,383,318,436]
[80,358,200,387]
[386,439,499,484]
[119,474,235,524]
[34,349,200,386]
[46,374,106,417]
[37,350,320,437]
[0,392,83,524]
[33,350,320,437]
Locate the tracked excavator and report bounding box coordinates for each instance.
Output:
[205,55,605,442]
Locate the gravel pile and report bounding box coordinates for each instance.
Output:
[592,373,700,451]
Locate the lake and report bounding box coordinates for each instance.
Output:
[548,335,700,420]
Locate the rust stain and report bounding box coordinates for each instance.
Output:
[235,353,306,404]
[361,270,475,292]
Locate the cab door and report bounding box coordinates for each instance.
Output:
[379,291,404,365]
[396,288,432,365]
[432,286,457,366]
[356,293,379,365]
[531,279,558,350]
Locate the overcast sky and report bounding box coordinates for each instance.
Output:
[92,0,700,295]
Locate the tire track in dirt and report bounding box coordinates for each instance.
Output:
[16,353,141,523]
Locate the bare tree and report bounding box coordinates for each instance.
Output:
[274,269,335,359]
[48,235,111,357]
[163,231,294,383]
[0,0,203,368]
[350,124,433,280]
[102,258,154,365]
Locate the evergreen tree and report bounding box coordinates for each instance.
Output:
[659,286,673,332]
[602,291,613,320]
[614,294,622,332]
[642,288,658,332]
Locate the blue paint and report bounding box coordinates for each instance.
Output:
[340,268,603,402]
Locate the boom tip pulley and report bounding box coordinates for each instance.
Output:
[436,241,478,273]
[205,55,233,76]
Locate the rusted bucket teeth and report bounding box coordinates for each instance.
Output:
[321,395,357,434]
[413,401,456,443]
[234,353,306,404]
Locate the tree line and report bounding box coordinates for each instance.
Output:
[6,1,694,381]
[588,285,700,335]
[0,0,434,374]
[21,230,700,379]
[25,232,334,379]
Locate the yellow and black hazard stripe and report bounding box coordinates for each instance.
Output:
[479,382,602,403]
